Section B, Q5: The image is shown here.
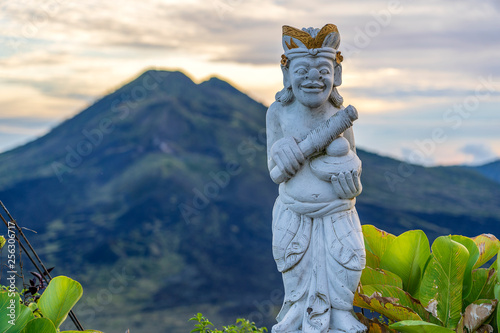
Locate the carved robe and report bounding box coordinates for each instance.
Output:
[272,187,365,332]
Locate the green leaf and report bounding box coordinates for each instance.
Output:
[472,234,500,269]
[478,270,497,300]
[463,299,497,332]
[494,285,500,331]
[498,249,500,282]
[357,284,440,325]
[380,229,430,296]
[19,318,56,333]
[355,284,423,322]
[362,225,396,268]
[38,276,83,329]
[0,291,35,333]
[0,235,5,249]
[389,320,455,332]
[360,266,403,288]
[365,250,380,268]
[465,268,497,307]
[451,235,480,298]
[419,236,469,329]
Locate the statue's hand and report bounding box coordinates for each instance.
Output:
[271,137,305,179]
[331,170,362,199]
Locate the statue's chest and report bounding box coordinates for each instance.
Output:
[280,111,333,140]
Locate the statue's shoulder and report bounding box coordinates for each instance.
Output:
[266,101,284,123]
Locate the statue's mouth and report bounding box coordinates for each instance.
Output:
[300,82,324,93]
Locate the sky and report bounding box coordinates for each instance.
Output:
[1,0,499,166]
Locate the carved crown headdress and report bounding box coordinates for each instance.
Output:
[281,24,343,67]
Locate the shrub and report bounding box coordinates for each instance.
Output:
[355,225,499,332]
[189,313,267,333]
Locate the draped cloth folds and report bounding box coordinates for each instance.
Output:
[271,194,365,333]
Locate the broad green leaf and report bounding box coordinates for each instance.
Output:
[365,250,380,268]
[363,225,396,267]
[495,285,500,330]
[419,236,469,329]
[354,289,422,322]
[19,318,56,333]
[360,266,403,288]
[380,230,430,296]
[464,268,497,307]
[472,234,500,269]
[359,284,441,325]
[0,291,35,333]
[390,320,455,332]
[498,249,500,282]
[38,276,83,329]
[451,235,480,298]
[478,269,497,300]
[0,235,5,249]
[463,299,497,332]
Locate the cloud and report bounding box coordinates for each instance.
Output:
[460,143,499,165]
[2,1,184,50]
[0,84,84,119]
[0,118,56,153]
[3,0,500,76]
[1,0,499,165]
[3,0,499,69]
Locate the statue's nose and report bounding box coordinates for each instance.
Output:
[308,68,320,80]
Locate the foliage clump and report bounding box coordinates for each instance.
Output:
[355,225,500,332]
[189,312,267,333]
[1,276,103,333]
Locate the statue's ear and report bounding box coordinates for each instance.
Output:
[281,66,291,88]
[334,63,342,87]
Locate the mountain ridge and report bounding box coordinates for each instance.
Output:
[468,159,500,184]
[1,69,499,333]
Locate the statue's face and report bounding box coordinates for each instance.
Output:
[289,56,334,108]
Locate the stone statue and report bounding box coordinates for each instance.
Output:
[266,24,367,333]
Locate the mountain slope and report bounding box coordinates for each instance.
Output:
[1,69,499,332]
[0,70,279,332]
[468,160,500,184]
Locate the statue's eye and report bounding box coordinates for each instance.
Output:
[296,68,307,75]
[320,69,330,75]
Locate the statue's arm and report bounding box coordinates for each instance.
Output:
[266,103,282,173]
[266,103,305,184]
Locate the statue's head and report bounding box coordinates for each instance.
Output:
[276,24,344,108]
